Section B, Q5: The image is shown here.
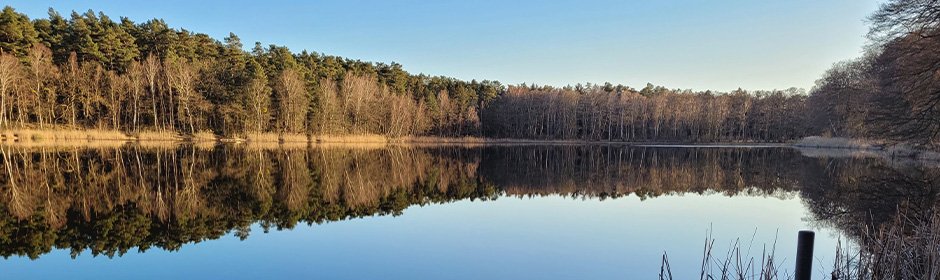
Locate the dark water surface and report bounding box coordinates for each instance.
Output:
[0,144,936,279]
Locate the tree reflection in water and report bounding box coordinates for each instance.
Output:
[0,144,934,260]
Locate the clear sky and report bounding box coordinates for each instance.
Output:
[6,0,883,92]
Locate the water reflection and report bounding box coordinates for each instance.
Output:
[799,153,940,241]
[0,144,936,262]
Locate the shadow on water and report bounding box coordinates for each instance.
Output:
[0,144,936,261]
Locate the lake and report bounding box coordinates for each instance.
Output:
[0,144,935,279]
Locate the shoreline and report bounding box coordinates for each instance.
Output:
[4,129,929,152]
[7,130,938,165]
[0,128,799,147]
[793,136,940,163]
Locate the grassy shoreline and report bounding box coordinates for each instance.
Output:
[0,128,800,146]
[5,129,935,156]
[794,136,940,162]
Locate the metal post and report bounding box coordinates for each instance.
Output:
[795,230,815,280]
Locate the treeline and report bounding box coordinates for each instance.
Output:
[808,0,940,145]
[484,84,808,142]
[4,2,931,143]
[0,7,502,138]
[488,0,940,144]
[0,6,820,142]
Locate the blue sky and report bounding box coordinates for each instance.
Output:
[6,0,882,91]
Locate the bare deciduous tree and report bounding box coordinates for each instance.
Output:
[0,52,21,129]
[274,68,308,134]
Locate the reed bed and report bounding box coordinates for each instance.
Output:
[393,136,487,143]
[240,140,309,150]
[245,132,280,143]
[834,212,940,280]
[191,130,218,142]
[663,211,940,280]
[660,231,786,280]
[1,128,132,141]
[794,136,883,150]
[2,129,652,147]
[313,134,387,143]
[132,130,183,141]
[794,136,940,166]
[280,133,310,143]
[0,139,129,149]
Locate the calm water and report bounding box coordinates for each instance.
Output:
[0,144,936,279]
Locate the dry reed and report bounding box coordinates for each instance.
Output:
[664,211,940,280]
[660,230,786,280]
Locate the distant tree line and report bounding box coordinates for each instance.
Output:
[483,84,808,142]
[808,0,940,145]
[1,2,933,143]
[0,6,817,142]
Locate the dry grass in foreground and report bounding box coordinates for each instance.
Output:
[831,212,940,280]
[662,211,940,280]
[660,231,785,280]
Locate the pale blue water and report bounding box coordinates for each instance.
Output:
[2,193,841,279]
[0,145,918,279]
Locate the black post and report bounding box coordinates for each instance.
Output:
[795,230,815,280]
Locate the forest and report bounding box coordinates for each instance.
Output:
[0,0,936,144]
[807,0,940,145]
